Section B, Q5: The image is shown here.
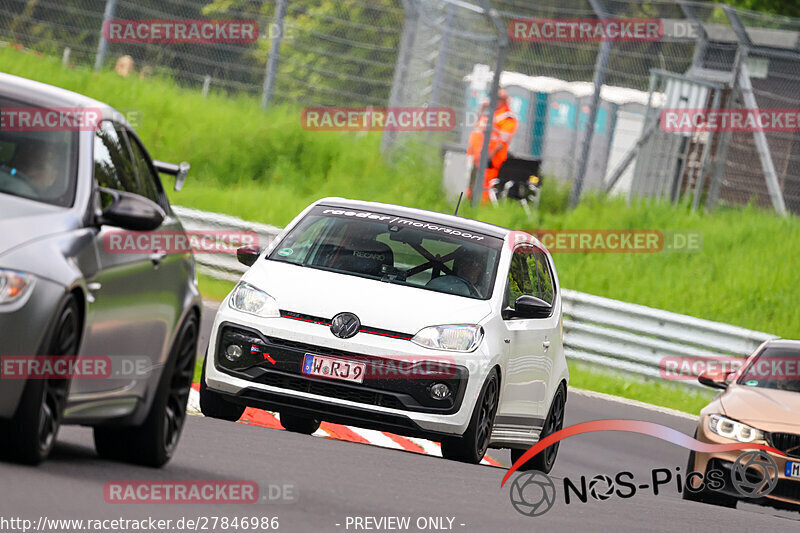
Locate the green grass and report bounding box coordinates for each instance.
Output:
[4,46,798,401]
[197,273,235,302]
[569,363,716,415]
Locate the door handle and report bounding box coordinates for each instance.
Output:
[542,340,551,351]
[149,250,167,268]
[86,282,101,303]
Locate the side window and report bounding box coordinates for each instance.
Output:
[505,247,556,309]
[531,251,555,305]
[125,130,164,206]
[506,249,532,308]
[93,121,138,209]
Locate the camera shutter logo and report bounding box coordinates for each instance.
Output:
[732,450,779,498]
[509,472,557,517]
[330,312,361,339]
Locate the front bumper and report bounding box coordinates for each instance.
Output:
[693,416,800,508]
[0,275,66,419]
[205,304,495,438]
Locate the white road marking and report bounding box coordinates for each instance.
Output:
[407,437,442,457]
[345,427,406,450]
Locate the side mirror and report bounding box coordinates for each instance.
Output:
[237,245,262,267]
[174,162,190,191]
[153,160,191,191]
[96,187,165,231]
[509,295,552,319]
[698,372,729,390]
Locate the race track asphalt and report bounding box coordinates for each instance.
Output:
[0,303,797,532]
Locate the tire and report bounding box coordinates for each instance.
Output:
[94,313,199,467]
[682,449,738,508]
[511,382,566,474]
[199,356,245,422]
[2,296,80,465]
[279,412,321,435]
[441,369,499,464]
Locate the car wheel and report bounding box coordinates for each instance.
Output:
[199,356,245,421]
[682,449,738,508]
[3,297,80,465]
[279,412,321,434]
[511,383,566,474]
[441,369,499,464]
[94,313,199,467]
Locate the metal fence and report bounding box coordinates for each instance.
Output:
[390,0,800,213]
[0,0,402,106]
[174,205,776,388]
[2,1,799,212]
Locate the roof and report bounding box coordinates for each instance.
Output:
[314,197,512,240]
[466,67,665,106]
[0,73,125,124]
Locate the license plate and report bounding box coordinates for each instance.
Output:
[302,353,366,384]
[787,461,800,479]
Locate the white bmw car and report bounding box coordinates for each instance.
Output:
[201,198,568,467]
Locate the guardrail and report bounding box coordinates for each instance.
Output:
[172,206,282,283]
[174,206,777,386]
[561,290,775,387]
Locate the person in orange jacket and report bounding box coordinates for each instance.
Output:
[466,88,518,202]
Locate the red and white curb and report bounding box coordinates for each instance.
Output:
[188,384,502,467]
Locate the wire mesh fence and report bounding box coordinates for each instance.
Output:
[1,0,799,213]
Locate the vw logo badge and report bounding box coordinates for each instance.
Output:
[330,312,361,339]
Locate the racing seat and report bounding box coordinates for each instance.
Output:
[329,239,394,277]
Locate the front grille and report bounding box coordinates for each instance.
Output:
[773,479,800,503]
[770,432,800,458]
[264,335,354,358]
[256,371,405,410]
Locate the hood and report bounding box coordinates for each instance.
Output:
[0,194,76,258]
[720,384,800,429]
[244,259,494,335]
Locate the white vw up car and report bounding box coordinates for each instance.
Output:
[201,198,568,468]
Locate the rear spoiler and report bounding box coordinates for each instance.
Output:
[153,160,190,191]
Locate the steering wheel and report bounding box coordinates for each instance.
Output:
[436,275,481,298]
[0,164,39,196]
[457,276,481,298]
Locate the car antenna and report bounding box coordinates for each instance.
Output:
[454,192,463,217]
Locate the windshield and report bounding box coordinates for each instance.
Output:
[0,97,78,207]
[736,347,800,392]
[268,206,503,300]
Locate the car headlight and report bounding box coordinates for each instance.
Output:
[708,414,765,443]
[228,281,279,317]
[411,325,483,352]
[0,269,34,304]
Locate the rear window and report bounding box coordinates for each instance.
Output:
[268,206,503,300]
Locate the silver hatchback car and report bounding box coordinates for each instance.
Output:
[0,74,201,465]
